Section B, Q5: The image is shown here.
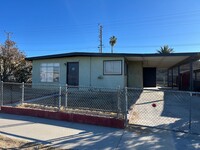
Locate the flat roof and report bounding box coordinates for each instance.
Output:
[26,52,200,68]
[26,52,200,60]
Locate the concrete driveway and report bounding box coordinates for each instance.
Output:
[0,113,200,149]
[128,89,200,134]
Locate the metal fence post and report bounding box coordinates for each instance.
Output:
[21,82,24,105]
[65,84,68,108]
[189,92,192,133]
[117,86,121,118]
[1,81,3,106]
[59,86,62,109]
[125,87,128,126]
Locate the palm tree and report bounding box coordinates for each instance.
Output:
[157,45,174,54]
[109,36,117,53]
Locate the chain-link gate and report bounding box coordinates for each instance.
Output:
[127,88,200,134]
[190,92,200,134]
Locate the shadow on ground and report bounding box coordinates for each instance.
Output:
[1,113,200,150]
[0,113,123,149]
[121,125,200,150]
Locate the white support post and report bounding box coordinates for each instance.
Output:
[21,82,24,105]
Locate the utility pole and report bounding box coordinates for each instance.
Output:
[5,31,13,41]
[98,24,103,53]
[4,31,13,50]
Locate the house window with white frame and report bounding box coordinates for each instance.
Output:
[40,63,60,82]
[103,60,122,75]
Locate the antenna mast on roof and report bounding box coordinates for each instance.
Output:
[98,24,103,53]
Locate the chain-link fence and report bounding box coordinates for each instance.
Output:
[0,82,200,134]
[190,92,200,134]
[126,87,200,134]
[65,86,125,112]
[0,82,126,119]
[24,83,60,107]
[1,82,23,105]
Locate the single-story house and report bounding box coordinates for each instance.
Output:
[27,52,200,91]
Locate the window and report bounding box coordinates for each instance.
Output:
[103,60,122,75]
[40,63,60,82]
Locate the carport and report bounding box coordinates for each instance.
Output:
[124,53,200,91]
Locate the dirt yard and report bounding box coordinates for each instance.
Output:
[0,135,61,150]
[0,135,26,149]
[15,103,124,119]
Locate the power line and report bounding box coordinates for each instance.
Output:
[113,43,200,49]
[1,9,200,33]
[16,30,200,45]
[20,43,200,52]
[1,10,200,52]
[23,47,98,52]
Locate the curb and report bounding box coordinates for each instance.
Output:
[0,106,125,129]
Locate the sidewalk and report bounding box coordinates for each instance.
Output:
[0,113,200,150]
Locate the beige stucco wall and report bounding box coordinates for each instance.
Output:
[32,56,126,88]
[128,61,143,88]
[90,57,125,88]
[32,57,90,86]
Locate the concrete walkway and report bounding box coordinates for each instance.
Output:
[0,113,200,150]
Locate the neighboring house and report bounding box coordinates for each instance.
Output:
[27,52,200,90]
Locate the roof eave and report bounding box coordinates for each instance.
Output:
[26,52,200,61]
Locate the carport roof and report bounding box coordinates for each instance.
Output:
[26,52,200,69]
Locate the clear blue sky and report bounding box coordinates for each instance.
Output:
[0,0,200,57]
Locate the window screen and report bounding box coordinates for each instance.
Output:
[103,60,122,75]
[40,63,60,82]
